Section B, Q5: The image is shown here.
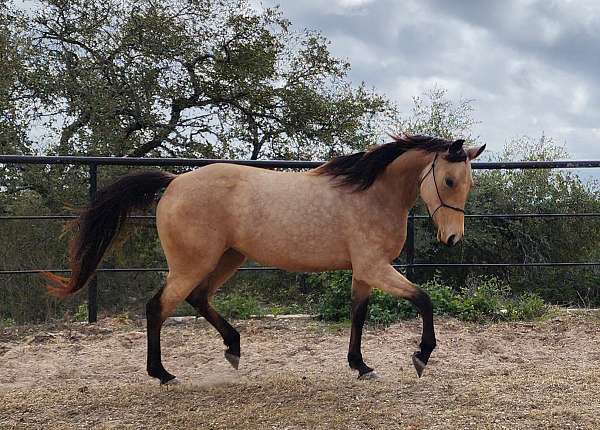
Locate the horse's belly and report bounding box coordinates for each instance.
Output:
[232,233,352,272]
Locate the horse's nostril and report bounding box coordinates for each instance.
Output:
[447,235,457,247]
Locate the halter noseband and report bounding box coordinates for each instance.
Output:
[418,153,465,220]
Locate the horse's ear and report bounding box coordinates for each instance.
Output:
[467,144,486,160]
[449,139,464,153]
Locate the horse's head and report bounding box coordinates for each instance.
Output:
[419,139,485,247]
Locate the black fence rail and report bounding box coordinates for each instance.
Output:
[1,155,599,323]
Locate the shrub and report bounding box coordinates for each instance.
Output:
[0,317,16,327]
[314,271,415,325]
[422,278,463,315]
[314,271,352,321]
[73,303,89,322]
[456,276,548,322]
[213,293,263,320]
[506,292,548,321]
[315,272,547,325]
[369,289,416,324]
[457,276,510,322]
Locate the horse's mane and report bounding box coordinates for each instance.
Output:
[314,134,468,191]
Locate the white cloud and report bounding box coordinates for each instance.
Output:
[569,85,589,114]
[268,0,600,162]
[335,0,375,8]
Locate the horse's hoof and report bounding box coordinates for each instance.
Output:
[358,370,380,381]
[161,377,180,386]
[225,352,240,370]
[160,377,181,387]
[412,353,426,378]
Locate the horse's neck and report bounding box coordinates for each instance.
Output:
[373,150,432,214]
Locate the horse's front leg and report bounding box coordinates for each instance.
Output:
[354,263,436,378]
[348,279,376,379]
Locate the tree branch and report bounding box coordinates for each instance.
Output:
[58,111,90,154]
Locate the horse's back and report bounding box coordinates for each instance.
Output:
[156,164,353,271]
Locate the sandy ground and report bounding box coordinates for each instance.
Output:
[1,311,599,430]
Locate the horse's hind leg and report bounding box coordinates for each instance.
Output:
[186,249,246,369]
[146,287,175,384]
[146,260,222,384]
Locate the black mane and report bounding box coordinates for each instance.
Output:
[315,134,467,191]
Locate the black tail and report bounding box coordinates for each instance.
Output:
[43,171,176,298]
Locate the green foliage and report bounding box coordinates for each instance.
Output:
[73,303,89,322]
[213,292,263,320]
[433,276,548,322]
[424,279,464,316]
[219,270,316,312]
[5,0,391,160]
[368,288,417,325]
[510,293,548,320]
[0,1,34,194]
[455,276,547,322]
[0,316,16,327]
[397,87,478,142]
[314,272,548,326]
[313,271,352,321]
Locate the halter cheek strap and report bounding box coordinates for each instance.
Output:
[418,153,465,220]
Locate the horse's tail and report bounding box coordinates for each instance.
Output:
[43,171,176,298]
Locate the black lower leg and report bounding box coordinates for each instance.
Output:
[214,313,240,359]
[146,290,176,384]
[348,298,374,377]
[411,288,437,366]
[186,294,240,361]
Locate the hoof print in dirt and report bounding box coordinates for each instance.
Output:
[161,377,181,386]
[225,352,240,370]
[358,371,380,381]
[412,353,427,378]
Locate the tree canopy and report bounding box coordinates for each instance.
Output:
[3,0,391,160]
[0,1,29,154]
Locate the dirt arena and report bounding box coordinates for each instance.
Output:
[1,311,599,429]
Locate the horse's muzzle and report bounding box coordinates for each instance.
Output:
[445,234,461,247]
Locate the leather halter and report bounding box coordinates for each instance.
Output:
[418,153,466,220]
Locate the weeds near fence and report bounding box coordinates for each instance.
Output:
[313,272,548,325]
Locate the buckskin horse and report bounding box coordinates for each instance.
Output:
[44,134,485,384]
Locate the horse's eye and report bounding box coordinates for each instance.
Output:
[445,178,454,188]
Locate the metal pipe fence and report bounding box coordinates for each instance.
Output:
[1,155,599,322]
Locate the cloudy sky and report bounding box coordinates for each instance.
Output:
[265,0,600,161]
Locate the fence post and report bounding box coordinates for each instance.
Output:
[87,163,98,323]
[406,209,415,281]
